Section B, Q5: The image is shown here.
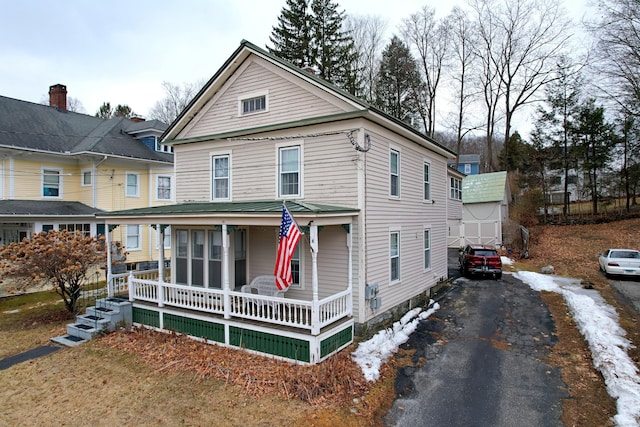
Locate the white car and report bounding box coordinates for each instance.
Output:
[598,249,640,278]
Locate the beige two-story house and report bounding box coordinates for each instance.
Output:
[99,41,455,364]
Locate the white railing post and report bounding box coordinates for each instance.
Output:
[128,271,134,302]
[157,280,164,308]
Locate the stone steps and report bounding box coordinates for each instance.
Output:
[51,298,132,347]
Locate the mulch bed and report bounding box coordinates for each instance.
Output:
[101,326,377,407]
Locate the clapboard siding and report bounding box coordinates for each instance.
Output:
[246,225,350,300]
[175,122,361,205]
[358,126,449,320]
[182,58,351,139]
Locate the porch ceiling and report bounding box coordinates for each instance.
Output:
[97,200,359,226]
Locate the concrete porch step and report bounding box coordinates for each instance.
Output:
[75,314,110,331]
[66,322,103,340]
[50,334,88,348]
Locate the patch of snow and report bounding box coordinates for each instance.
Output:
[514,271,640,427]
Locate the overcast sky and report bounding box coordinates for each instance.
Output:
[1,0,590,128]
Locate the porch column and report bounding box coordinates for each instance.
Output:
[222,224,231,319]
[106,223,113,298]
[346,225,353,317]
[310,223,320,335]
[157,224,165,283]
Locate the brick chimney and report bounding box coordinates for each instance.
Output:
[49,84,67,110]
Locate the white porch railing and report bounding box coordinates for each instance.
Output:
[124,273,351,335]
[109,269,160,297]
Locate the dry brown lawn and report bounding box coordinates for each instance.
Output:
[0,218,638,426]
[518,217,640,426]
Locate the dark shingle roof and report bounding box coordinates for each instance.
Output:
[0,200,103,217]
[0,95,172,164]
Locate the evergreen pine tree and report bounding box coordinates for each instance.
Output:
[269,0,360,94]
[374,36,423,127]
[268,0,312,68]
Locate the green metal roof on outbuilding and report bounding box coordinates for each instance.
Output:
[462,171,508,204]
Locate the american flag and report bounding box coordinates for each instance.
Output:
[274,205,302,290]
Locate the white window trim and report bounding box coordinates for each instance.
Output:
[290,238,305,289]
[155,226,171,249]
[126,225,142,251]
[389,148,400,199]
[424,226,432,271]
[125,172,140,197]
[464,163,471,174]
[389,228,401,284]
[155,174,173,201]
[423,161,431,202]
[156,137,173,153]
[275,141,304,199]
[210,152,232,201]
[450,177,462,201]
[237,90,269,116]
[42,167,63,199]
[81,169,92,187]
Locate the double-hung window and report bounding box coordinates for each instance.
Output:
[157,175,172,201]
[278,145,300,198]
[43,168,62,197]
[390,231,400,282]
[126,173,139,197]
[423,162,431,201]
[424,228,431,270]
[212,155,230,200]
[390,149,400,197]
[156,226,171,249]
[126,225,141,250]
[450,177,462,200]
[81,169,92,186]
[291,244,301,287]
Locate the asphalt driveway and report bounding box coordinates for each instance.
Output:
[610,278,640,314]
[385,273,568,427]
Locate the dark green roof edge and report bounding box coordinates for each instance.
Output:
[97,200,359,217]
[168,111,364,146]
[162,40,455,157]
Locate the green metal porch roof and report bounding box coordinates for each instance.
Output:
[462,171,508,204]
[97,200,359,218]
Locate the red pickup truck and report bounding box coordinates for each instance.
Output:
[459,245,503,279]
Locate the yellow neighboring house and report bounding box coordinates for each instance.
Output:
[0,84,174,271]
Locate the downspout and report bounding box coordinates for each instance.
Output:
[9,156,14,198]
[106,223,113,297]
[148,168,153,260]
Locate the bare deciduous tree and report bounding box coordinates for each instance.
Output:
[446,6,481,164]
[469,0,571,171]
[402,6,450,137]
[345,14,387,102]
[148,81,202,124]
